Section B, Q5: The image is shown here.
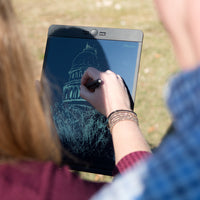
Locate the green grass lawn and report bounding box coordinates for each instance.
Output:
[13,0,178,181]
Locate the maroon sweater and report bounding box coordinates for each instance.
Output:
[0,151,150,200]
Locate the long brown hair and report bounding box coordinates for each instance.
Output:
[0,0,61,164]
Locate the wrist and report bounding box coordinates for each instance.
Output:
[106,105,131,118]
[107,110,139,133]
[110,118,150,163]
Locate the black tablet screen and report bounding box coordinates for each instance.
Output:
[43,36,139,175]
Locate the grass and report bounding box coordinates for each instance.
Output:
[12,0,178,180]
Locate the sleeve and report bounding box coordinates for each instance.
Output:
[37,162,106,200]
[113,151,151,175]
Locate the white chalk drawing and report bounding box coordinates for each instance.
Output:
[51,44,114,162]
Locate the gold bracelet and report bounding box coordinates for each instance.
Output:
[107,110,139,132]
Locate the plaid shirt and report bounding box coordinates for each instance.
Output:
[92,66,200,200]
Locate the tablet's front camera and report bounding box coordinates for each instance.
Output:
[90,29,98,36]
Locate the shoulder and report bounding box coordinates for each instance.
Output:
[0,161,71,184]
[0,161,104,200]
[0,161,69,200]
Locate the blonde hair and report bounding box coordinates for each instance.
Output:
[0,0,61,164]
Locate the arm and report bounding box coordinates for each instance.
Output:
[111,120,150,164]
[80,67,151,165]
[186,0,200,61]
[154,0,200,70]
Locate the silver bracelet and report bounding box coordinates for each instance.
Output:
[107,110,139,132]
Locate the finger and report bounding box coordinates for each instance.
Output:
[81,67,101,85]
[115,74,125,86]
[116,74,122,79]
[105,70,113,74]
[80,84,93,102]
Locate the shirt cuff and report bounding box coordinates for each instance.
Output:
[113,151,151,175]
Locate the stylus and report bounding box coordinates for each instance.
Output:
[85,79,102,90]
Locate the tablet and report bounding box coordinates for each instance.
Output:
[42,25,143,175]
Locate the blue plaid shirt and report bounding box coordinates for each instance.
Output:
[92,66,200,200]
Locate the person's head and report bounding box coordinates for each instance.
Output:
[0,0,61,164]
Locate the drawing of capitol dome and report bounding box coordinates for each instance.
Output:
[62,44,99,103]
[51,43,114,165]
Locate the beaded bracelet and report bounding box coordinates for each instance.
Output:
[107,110,139,132]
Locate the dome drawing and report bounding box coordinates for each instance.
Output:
[62,44,99,103]
[71,43,98,72]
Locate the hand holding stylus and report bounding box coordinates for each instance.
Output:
[80,67,131,117]
[84,79,102,91]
